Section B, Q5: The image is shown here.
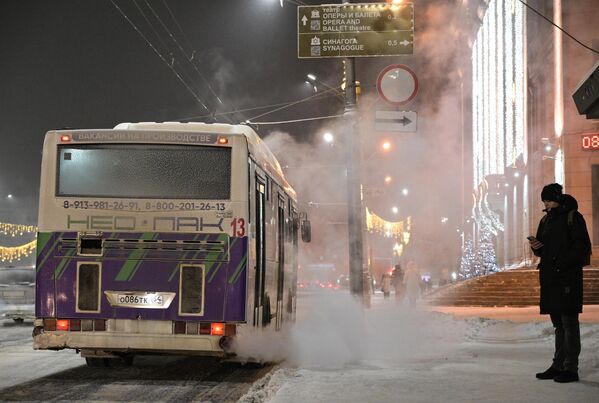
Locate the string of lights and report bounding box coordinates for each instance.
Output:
[0,240,37,263]
[365,208,411,242]
[0,222,38,237]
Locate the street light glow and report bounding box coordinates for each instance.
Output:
[7,194,13,199]
[441,217,449,224]
[384,176,392,184]
[323,132,334,143]
[392,206,399,214]
[307,73,316,81]
[382,141,391,151]
[402,188,409,196]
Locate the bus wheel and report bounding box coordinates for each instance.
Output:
[13,318,24,324]
[121,354,135,366]
[85,357,111,367]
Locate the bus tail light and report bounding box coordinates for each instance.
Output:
[70,319,81,331]
[56,319,69,331]
[81,319,93,331]
[211,323,224,336]
[94,319,106,331]
[43,318,56,331]
[199,323,211,335]
[174,321,186,334]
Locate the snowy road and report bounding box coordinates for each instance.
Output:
[1,294,599,402]
[238,292,599,403]
[0,319,273,402]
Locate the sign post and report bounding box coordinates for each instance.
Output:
[298,3,414,58]
[297,2,415,301]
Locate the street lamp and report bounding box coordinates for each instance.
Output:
[7,194,13,200]
[401,188,409,196]
[384,176,392,184]
[382,141,392,151]
[392,206,399,214]
[323,132,334,144]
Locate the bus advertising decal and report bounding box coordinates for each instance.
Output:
[114,233,159,282]
[62,200,228,213]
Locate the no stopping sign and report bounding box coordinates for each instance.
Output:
[377,64,419,106]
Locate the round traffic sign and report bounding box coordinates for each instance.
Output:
[376,64,418,106]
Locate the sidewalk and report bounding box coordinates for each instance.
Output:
[427,304,599,323]
[240,291,599,403]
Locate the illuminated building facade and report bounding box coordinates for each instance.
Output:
[468,0,599,267]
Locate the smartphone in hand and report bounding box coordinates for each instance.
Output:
[528,236,543,250]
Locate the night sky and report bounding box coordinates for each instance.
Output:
[0,0,342,221]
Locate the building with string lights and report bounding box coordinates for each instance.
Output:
[460,0,599,270]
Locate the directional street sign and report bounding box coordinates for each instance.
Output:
[375,110,417,132]
[298,3,414,58]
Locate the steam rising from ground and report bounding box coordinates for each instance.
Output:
[231,293,467,369]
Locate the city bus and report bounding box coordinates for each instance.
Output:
[33,122,309,366]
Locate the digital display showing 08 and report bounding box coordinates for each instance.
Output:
[582,133,599,150]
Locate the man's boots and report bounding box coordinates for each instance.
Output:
[535,366,562,380]
[554,371,579,383]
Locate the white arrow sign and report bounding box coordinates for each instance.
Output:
[302,15,308,26]
[375,111,418,132]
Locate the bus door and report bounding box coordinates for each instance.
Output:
[253,177,266,327]
[275,195,285,330]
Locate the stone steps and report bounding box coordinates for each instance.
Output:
[426,268,599,307]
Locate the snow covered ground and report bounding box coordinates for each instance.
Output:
[237,292,599,403]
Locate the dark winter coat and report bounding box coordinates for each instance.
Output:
[532,194,591,315]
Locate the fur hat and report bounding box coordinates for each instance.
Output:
[541,183,563,202]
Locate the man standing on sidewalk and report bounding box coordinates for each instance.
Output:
[529,183,592,383]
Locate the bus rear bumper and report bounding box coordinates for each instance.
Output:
[33,331,225,355]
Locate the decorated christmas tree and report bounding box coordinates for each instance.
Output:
[478,228,499,275]
[459,235,478,280]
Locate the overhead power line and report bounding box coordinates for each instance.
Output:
[518,0,599,54]
[176,91,338,122]
[245,86,341,122]
[145,0,227,109]
[246,114,344,125]
[110,0,209,110]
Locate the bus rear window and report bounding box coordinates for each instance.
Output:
[57,144,231,199]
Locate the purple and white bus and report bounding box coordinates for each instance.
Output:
[32,122,308,366]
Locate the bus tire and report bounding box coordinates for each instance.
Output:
[121,354,135,366]
[85,357,111,367]
[13,318,24,324]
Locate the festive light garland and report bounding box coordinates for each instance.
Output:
[0,240,37,263]
[0,222,38,263]
[0,222,38,237]
[365,207,411,242]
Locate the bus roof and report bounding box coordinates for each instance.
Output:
[112,122,296,200]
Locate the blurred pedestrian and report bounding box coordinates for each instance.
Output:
[530,183,592,383]
[403,261,420,307]
[391,264,404,302]
[381,274,391,298]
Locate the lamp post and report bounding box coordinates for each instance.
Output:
[341,23,365,298]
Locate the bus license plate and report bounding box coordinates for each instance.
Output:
[117,294,164,307]
[104,291,176,309]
